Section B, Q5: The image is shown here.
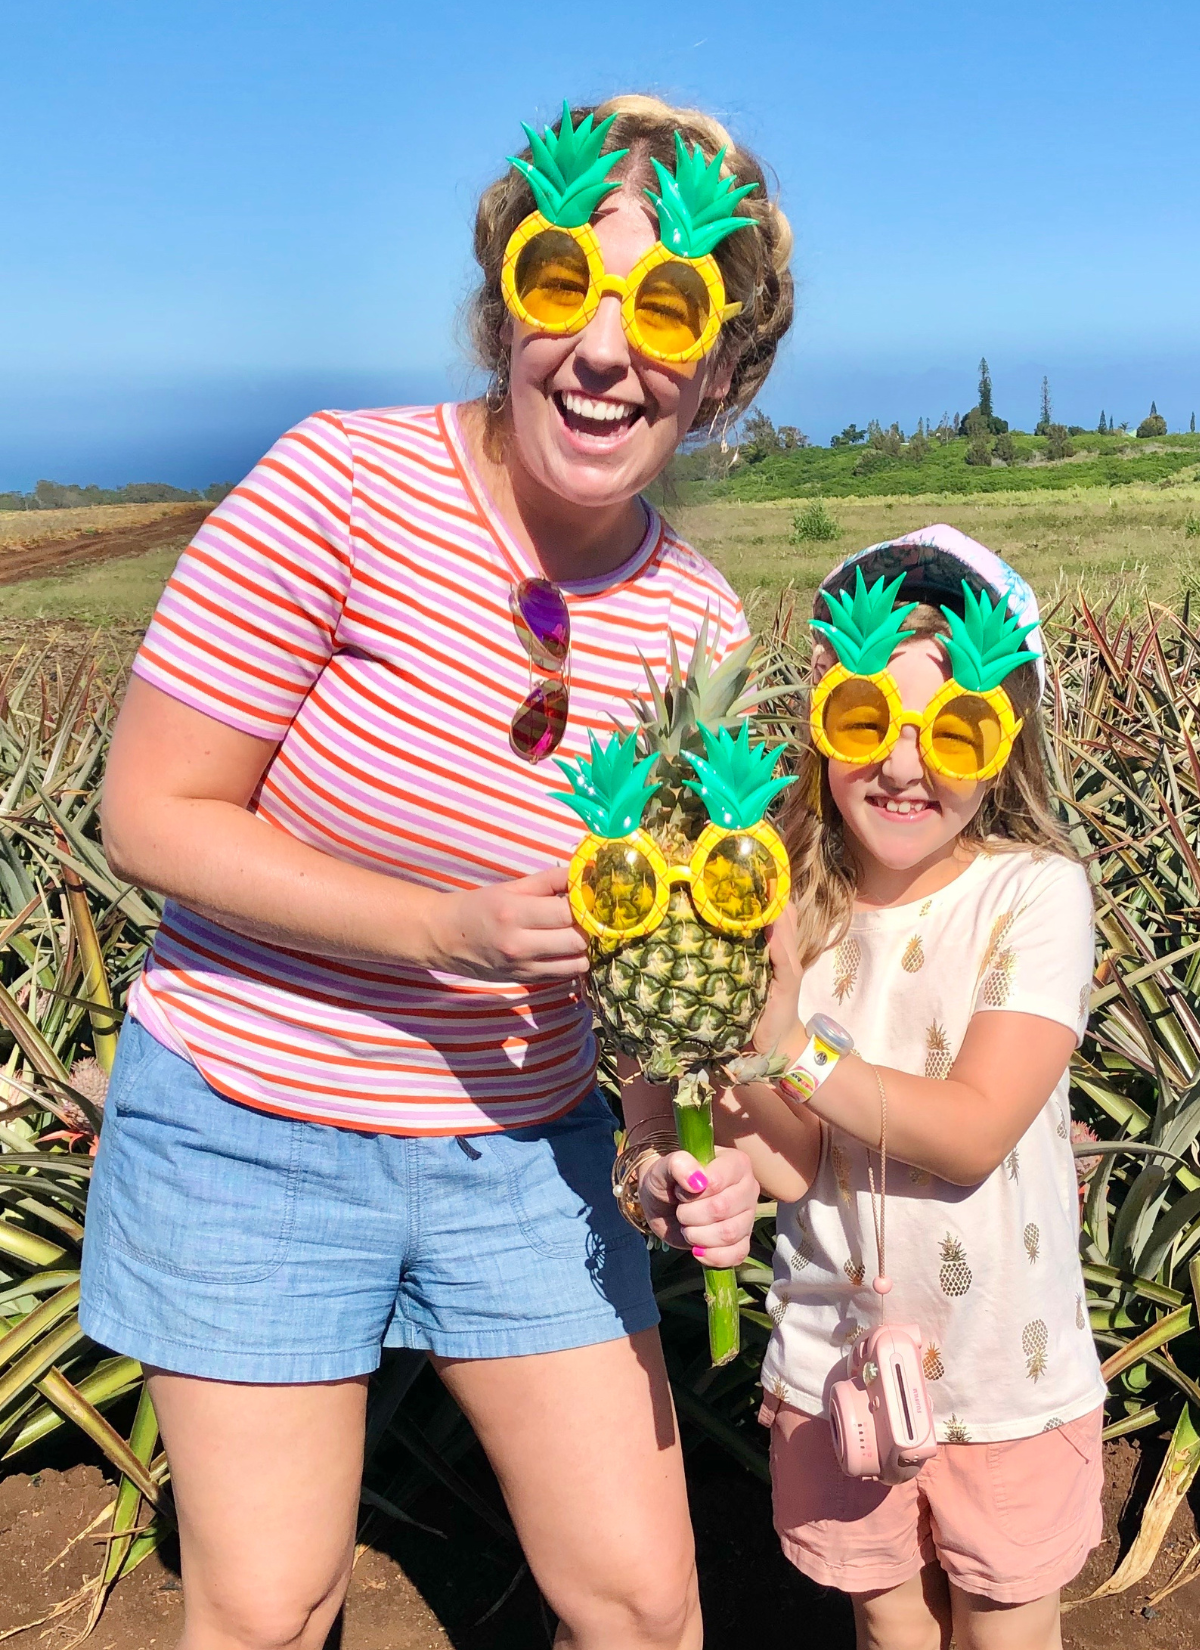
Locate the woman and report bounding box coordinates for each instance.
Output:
[83,94,794,1649]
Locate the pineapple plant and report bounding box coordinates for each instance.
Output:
[938,1233,973,1297]
[923,1343,945,1381]
[1022,1318,1049,1382]
[924,1023,953,1080]
[552,627,794,1364]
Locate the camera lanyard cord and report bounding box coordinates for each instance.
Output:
[866,1064,891,1304]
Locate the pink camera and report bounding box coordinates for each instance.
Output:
[829,1323,938,1485]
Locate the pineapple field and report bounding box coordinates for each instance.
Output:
[0,527,1198,1642]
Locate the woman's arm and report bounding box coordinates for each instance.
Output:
[617,1058,761,1268]
[101,677,588,983]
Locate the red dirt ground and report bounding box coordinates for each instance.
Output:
[0,505,210,586]
[0,1436,1195,1650]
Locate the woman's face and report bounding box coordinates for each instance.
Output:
[505,186,734,509]
[819,637,990,872]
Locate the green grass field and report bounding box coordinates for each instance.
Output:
[0,478,1196,642]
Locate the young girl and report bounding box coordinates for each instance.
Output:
[719,526,1106,1650]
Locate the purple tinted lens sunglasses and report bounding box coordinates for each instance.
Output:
[509,578,570,763]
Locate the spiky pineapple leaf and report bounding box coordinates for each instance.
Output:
[550,729,660,837]
[646,134,758,259]
[681,723,794,827]
[810,570,919,675]
[508,103,628,230]
[938,584,1040,693]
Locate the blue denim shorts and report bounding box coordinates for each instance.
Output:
[80,1019,657,1382]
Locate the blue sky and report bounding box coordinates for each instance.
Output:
[1,1,1196,488]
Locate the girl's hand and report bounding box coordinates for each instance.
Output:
[435,867,589,982]
[752,902,804,1056]
[638,1145,760,1268]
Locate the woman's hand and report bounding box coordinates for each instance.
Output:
[751,901,804,1057]
[434,866,590,982]
[637,1145,760,1268]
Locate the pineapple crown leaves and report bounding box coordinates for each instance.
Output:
[550,728,661,838]
[508,103,629,230]
[936,581,1040,693]
[646,134,759,259]
[680,722,795,828]
[627,616,775,764]
[810,570,919,676]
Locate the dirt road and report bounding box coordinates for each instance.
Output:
[0,504,210,586]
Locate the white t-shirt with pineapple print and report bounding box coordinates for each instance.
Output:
[763,846,1108,1444]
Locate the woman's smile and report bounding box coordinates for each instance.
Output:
[553,388,646,447]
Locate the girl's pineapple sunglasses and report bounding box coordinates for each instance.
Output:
[809,572,1039,785]
[553,726,794,942]
[501,107,759,367]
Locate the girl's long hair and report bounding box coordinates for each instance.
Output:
[777,604,1077,970]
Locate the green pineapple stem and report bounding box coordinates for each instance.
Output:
[672,1070,740,1368]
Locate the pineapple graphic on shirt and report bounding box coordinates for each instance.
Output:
[831,1139,852,1204]
[924,1023,953,1080]
[902,934,925,973]
[1023,1222,1041,1264]
[768,1295,788,1326]
[944,1415,971,1443]
[765,1372,791,1403]
[1076,1294,1086,1331]
[789,1217,815,1272]
[938,1234,973,1297]
[978,911,1017,1006]
[843,1257,866,1288]
[1022,1318,1049,1381]
[833,936,861,1003]
[1056,1106,1069,1141]
[1005,1147,1020,1181]
[923,1343,945,1381]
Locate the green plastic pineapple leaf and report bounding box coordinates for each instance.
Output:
[551,729,661,838]
[508,103,629,230]
[646,134,758,259]
[810,570,919,676]
[681,723,795,828]
[938,582,1040,693]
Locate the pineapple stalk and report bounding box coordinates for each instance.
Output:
[672,1069,740,1367]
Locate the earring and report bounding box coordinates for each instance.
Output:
[485,355,511,413]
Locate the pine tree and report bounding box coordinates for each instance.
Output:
[1098,411,1107,433]
[1192,412,1196,434]
[978,358,994,425]
[1036,377,1052,437]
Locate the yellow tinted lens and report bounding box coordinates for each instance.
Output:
[581,841,659,932]
[700,835,778,928]
[929,694,1003,776]
[821,677,893,760]
[632,261,711,353]
[514,230,591,327]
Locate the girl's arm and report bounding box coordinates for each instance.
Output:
[753,1011,1076,1186]
[101,678,589,983]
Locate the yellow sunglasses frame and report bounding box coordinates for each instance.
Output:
[500,212,742,365]
[567,820,791,942]
[809,664,1023,783]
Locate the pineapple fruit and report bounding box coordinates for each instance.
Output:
[938,1234,973,1297]
[552,628,794,1364]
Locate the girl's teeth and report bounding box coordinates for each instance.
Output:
[560,392,636,423]
[883,800,926,814]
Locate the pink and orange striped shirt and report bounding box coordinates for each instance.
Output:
[128,404,749,1134]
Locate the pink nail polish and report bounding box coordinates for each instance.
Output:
[693,1247,707,1258]
[687,1171,709,1193]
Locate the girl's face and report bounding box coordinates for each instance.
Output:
[505,187,734,509]
[819,637,990,872]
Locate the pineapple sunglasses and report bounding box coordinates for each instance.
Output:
[501,107,759,367]
[809,571,1039,784]
[553,726,794,943]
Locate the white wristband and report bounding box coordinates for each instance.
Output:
[777,1014,855,1106]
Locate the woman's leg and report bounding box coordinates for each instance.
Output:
[949,1584,1062,1650]
[851,1563,953,1650]
[148,1370,368,1650]
[436,1328,699,1649]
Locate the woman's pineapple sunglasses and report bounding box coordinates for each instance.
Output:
[501,106,759,366]
[809,572,1039,784]
[552,726,793,941]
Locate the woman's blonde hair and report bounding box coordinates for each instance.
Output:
[468,94,794,433]
[778,604,1078,969]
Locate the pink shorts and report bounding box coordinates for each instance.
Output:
[761,1396,1104,1605]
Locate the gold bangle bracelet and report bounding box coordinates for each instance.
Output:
[612,1129,679,1236]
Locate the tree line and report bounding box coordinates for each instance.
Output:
[0,478,234,511]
